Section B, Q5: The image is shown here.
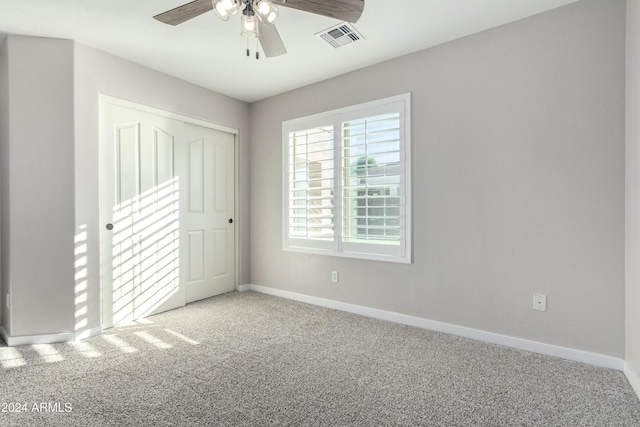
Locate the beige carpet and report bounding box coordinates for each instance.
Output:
[0,290,639,426]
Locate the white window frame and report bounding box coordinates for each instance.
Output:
[282,93,412,264]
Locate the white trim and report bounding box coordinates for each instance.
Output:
[234,131,241,292]
[99,94,239,135]
[0,325,102,347]
[624,363,640,401]
[236,284,252,292]
[245,284,624,371]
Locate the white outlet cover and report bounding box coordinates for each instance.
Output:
[533,294,547,311]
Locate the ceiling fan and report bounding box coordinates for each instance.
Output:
[154,0,365,58]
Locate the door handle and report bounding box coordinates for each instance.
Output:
[106,223,114,231]
[228,219,233,224]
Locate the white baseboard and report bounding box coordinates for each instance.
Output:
[244,284,624,371]
[0,325,102,347]
[236,284,252,292]
[625,363,640,401]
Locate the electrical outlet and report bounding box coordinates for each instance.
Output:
[533,293,547,312]
[331,271,339,283]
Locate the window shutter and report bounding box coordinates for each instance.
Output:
[342,113,402,246]
[283,93,411,263]
[286,126,335,245]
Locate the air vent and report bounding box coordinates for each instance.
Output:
[315,23,363,49]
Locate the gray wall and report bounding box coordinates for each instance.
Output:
[0,36,76,336]
[250,0,626,357]
[626,0,640,381]
[0,37,8,331]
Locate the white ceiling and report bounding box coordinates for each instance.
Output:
[0,0,579,103]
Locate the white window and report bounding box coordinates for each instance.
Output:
[282,93,411,263]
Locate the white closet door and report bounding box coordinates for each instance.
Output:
[100,102,236,328]
[183,122,236,303]
[101,104,184,327]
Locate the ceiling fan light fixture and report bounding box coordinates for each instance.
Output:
[255,0,279,24]
[241,14,259,39]
[213,0,240,21]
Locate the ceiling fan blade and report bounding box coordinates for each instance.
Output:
[258,22,287,57]
[274,0,364,23]
[154,0,213,26]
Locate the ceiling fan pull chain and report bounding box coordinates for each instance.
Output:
[256,38,260,59]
